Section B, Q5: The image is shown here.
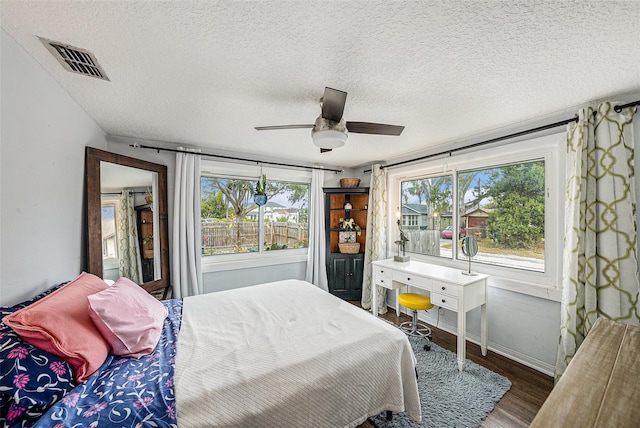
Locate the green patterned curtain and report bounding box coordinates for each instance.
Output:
[361,164,388,314]
[119,190,142,284]
[556,102,639,381]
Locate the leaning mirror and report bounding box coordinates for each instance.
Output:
[85,147,170,296]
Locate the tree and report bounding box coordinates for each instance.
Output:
[202,178,308,221]
[201,176,309,251]
[485,162,545,249]
[403,176,453,228]
[457,172,482,215]
[201,190,227,219]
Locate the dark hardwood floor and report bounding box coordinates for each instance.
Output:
[351,303,555,427]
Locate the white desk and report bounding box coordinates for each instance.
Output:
[372,259,489,371]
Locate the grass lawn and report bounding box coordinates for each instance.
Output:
[441,238,544,260]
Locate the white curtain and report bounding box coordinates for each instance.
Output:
[172,151,202,298]
[118,190,142,283]
[305,169,328,291]
[361,164,388,314]
[556,102,639,380]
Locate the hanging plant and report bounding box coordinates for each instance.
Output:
[254,174,268,206]
[255,174,267,195]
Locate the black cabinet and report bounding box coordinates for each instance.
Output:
[327,253,364,300]
[324,187,369,300]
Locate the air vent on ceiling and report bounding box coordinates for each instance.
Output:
[39,37,109,81]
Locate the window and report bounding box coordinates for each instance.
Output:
[101,204,118,259]
[101,197,121,272]
[403,215,418,226]
[393,133,563,296]
[260,180,309,251]
[400,174,453,257]
[457,160,545,272]
[399,161,545,271]
[201,171,310,256]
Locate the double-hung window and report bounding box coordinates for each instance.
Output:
[200,161,310,260]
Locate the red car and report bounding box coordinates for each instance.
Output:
[440,225,466,239]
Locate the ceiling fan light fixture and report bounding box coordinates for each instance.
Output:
[312,130,348,149]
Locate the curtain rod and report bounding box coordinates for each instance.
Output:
[364,100,640,173]
[101,191,147,195]
[129,143,344,173]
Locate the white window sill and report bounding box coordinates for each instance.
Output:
[488,275,562,302]
[103,259,119,270]
[202,249,308,273]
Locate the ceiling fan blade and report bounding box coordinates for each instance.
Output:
[321,87,347,122]
[254,124,314,131]
[320,148,333,153]
[346,121,405,136]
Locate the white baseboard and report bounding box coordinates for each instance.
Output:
[391,305,555,377]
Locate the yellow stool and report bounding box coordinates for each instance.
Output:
[398,293,434,351]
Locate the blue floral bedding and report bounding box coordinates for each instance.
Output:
[1,284,75,427]
[31,298,183,428]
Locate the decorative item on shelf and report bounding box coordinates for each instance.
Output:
[144,187,153,204]
[339,217,361,234]
[460,236,479,276]
[339,231,356,243]
[142,235,154,259]
[339,178,360,188]
[254,172,267,206]
[338,242,360,254]
[344,202,353,210]
[338,217,362,253]
[394,210,410,263]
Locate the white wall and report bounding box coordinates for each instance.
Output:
[203,262,307,293]
[0,30,108,306]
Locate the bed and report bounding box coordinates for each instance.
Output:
[1,277,420,427]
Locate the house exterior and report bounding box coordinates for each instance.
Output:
[247,201,300,223]
[462,208,492,238]
[401,204,429,229]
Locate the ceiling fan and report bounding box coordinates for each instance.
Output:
[254,87,404,153]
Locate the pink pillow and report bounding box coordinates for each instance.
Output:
[87,277,168,358]
[2,272,110,383]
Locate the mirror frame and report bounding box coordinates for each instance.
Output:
[85,147,170,294]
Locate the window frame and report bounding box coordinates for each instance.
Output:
[200,160,311,273]
[388,133,564,301]
[101,195,121,271]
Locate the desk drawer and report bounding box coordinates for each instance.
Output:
[375,275,393,288]
[433,282,459,297]
[432,292,458,311]
[375,266,393,288]
[375,266,393,278]
[393,271,431,288]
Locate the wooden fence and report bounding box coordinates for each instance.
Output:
[402,230,441,256]
[201,222,308,255]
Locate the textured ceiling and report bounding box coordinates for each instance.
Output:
[2,1,639,169]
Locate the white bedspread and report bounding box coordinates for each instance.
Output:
[175,279,421,427]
